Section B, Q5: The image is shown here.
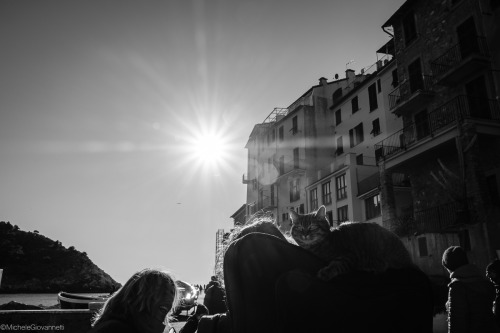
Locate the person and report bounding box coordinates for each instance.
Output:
[442,246,499,333]
[88,268,178,333]
[179,304,209,333]
[203,280,227,315]
[487,259,500,326]
[199,217,434,333]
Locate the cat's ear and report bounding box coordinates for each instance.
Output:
[315,206,326,219]
[289,210,299,224]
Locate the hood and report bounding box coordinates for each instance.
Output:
[449,264,488,285]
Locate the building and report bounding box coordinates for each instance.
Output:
[305,50,403,228]
[230,204,247,226]
[243,71,366,230]
[376,0,500,275]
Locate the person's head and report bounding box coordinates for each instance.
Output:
[486,259,500,283]
[442,246,468,273]
[92,268,178,333]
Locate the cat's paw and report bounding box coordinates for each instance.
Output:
[317,266,339,281]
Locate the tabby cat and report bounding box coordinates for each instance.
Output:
[289,205,413,281]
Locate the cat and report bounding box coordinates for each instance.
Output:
[289,205,413,281]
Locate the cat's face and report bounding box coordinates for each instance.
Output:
[289,206,330,248]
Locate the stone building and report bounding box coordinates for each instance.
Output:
[376,0,500,275]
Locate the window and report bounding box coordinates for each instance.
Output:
[279,156,285,175]
[371,118,381,136]
[322,182,332,205]
[279,126,284,141]
[332,88,343,104]
[377,79,381,93]
[282,213,288,223]
[402,11,417,46]
[336,174,347,200]
[351,96,359,113]
[293,148,299,169]
[349,123,364,147]
[368,83,378,111]
[337,205,348,223]
[365,193,381,220]
[392,69,399,88]
[415,110,430,139]
[418,237,428,257]
[326,210,333,226]
[289,178,300,202]
[408,58,424,93]
[310,188,318,211]
[271,128,276,143]
[291,116,298,135]
[258,189,263,209]
[336,136,344,155]
[335,109,342,125]
[356,154,364,165]
[299,203,305,214]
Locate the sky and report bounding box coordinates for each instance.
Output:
[0,0,405,286]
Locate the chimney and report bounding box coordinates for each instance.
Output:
[319,77,328,86]
[346,69,355,84]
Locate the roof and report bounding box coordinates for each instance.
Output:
[230,204,246,219]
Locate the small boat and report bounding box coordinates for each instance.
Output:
[57,291,108,309]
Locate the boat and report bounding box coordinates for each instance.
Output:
[57,291,109,309]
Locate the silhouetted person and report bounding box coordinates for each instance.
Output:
[442,246,499,333]
[203,280,227,315]
[487,259,500,326]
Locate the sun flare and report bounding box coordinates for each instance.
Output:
[191,133,228,165]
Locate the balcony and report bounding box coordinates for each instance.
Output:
[382,200,475,237]
[389,75,435,116]
[375,95,500,163]
[431,36,490,87]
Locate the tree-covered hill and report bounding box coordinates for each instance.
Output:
[0,221,121,293]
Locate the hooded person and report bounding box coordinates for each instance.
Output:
[442,246,499,333]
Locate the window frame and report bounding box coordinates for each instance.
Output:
[336,174,347,200]
[365,193,381,220]
[310,188,318,211]
[337,205,348,223]
[322,181,332,205]
[351,96,359,113]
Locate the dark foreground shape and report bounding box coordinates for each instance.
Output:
[223,232,433,333]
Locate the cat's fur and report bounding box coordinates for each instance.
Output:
[289,206,413,281]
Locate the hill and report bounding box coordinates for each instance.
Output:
[0,221,121,293]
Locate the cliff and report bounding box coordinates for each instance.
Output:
[0,221,121,293]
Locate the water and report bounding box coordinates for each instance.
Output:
[0,293,105,307]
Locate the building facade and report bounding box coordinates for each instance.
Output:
[377,0,500,275]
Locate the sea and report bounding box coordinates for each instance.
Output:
[0,293,106,307]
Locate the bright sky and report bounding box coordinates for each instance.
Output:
[0,0,405,285]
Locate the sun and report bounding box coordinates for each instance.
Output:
[191,133,228,165]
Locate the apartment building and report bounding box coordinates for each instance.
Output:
[305,52,403,227]
[243,71,365,231]
[376,0,500,275]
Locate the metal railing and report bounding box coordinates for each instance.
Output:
[383,200,475,237]
[431,36,489,78]
[389,75,434,110]
[375,95,500,161]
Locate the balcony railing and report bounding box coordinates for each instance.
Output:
[375,95,500,162]
[389,75,434,110]
[431,36,489,79]
[383,200,475,237]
